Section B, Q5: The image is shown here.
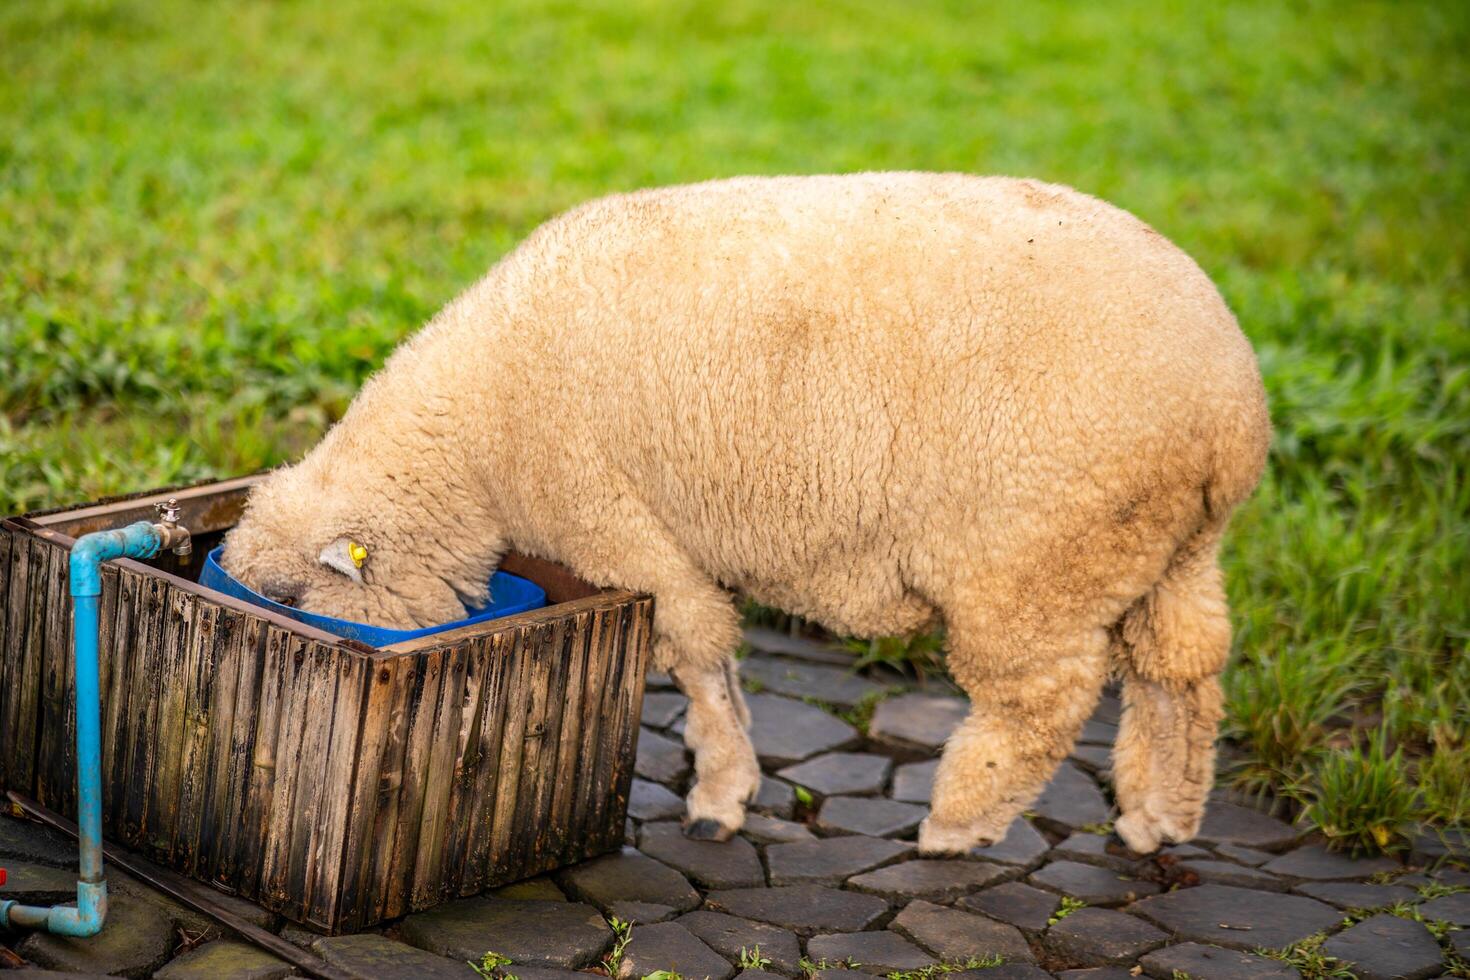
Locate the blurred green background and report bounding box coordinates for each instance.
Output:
[2,0,1466,850]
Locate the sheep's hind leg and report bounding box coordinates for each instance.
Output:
[1110,541,1230,853]
[918,608,1109,854]
[673,656,761,840]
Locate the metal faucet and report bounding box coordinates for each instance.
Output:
[152,498,193,561]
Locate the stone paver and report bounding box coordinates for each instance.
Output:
[398,898,611,967]
[1138,942,1301,980]
[869,693,969,751]
[1321,913,1443,980]
[639,821,766,889]
[740,813,816,844]
[1030,860,1161,906]
[743,627,852,665]
[704,885,888,935]
[617,921,734,980]
[1069,744,1112,773]
[739,656,885,710]
[635,727,692,784]
[1194,802,1300,851]
[641,691,689,728]
[972,818,1050,868]
[1051,833,1137,873]
[750,777,797,818]
[1215,842,1275,866]
[746,694,859,766]
[1078,719,1117,745]
[764,835,911,887]
[1043,907,1167,966]
[890,759,938,803]
[958,881,1062,936]
[0,816,78,867]
[848,859,1012,903]
[777,752,892,797]
[890,900,1034,963]
[0,860,78,904]
[486,876,566,901]
[1418,890,1470,926]
[1030,761,1110,832]
[806,931,934,973]
[1177,859,1289,891]
[1129,884,1342,951]
[816,796,926,837]
[556,846,701,913]
[678,910,803,976]
[971,967,1055,980]
[1294,880,1419,909]
[15,894,174,979]
[311,934,482,975]
[1260,842,1399,880]
[153,940,292,980]
[628,777,686,821]
[606,900,677,924]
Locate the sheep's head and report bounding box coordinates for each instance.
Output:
[221,462,486,630]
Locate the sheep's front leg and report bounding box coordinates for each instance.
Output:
[673,657,760,840]
[919,617,1109,854]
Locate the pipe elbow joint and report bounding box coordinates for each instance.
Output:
[69,522,162,597]
[0,882,107,936]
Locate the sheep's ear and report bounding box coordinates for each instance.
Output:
[319,537,367,584]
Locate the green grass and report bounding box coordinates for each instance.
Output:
[3,0,1467,849]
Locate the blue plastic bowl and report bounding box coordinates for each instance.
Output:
[199,545,547,647]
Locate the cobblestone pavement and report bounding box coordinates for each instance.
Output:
[3,627,1466,979]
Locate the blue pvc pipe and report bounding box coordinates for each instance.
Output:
[1,521,162,937]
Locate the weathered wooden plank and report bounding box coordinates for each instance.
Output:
[485,627,536,882]
[193,605,244,878]
[381,650,446,920]
[605,599,654,852]
[547,608,593,867]
[586,604,631,855]
[146,585,199,856]
[360,657,416,926]
[210,610,266,888]
[439,633,499,897]
[11,537,52,799]
[567,607,612,860]
[173,601,221,873]
[118,571,168,847]
[409,642,470,908]
[100,563,138,823]
[304,651,366,929]
[259,632,316,911]
[459,630,517,894]
[276,642,340,923]
[505,623,556,880]
[524,618,573,875]
[0,526,15,792]
[35,540,75,813]
[335,656,398,931]
[236,623,291,899]
[94,561,121,800]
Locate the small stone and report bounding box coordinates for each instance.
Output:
[629,778,686,822]
[891,899,1034,963]
[486,876,566,902]
[606,900,677,924]
[641,691,689,728]
[398,898,611,967]
[705,885,888,935]
[816,796,927,838]
[870,694,969,751]
[678,910,803,975]
[1215,843,1274,866]
[891,760,939,804]
[1069,744,1112,774]
[1418,890,1470,926]
[777,753,892,797]
[972,819,1051,868]
[764,835,911,887]
[739,657,884,710]
[1128,884,1342,951]
[319,934,465,980]
[1043,907,1167,966]
[1030,762,1110,833]
[635,728,691,784]
[848,859,1012,903]
[1139,942,1300,980]
[557,846,700,913]
[747,694,859,766]
[638,821,765,889]
[1030,860,1161,906]
[0,860,78,903]
[1176,860,1289,891]
[1194,802,1300,851]
[1321,913,1444,980]
[154,940,292,980]
[0,815,77,867]
[750,777,797,818]
[1294,881,1419,909]
[806,932,934,973]
[1260,843,1400,881]
[16,892,174,979]
[617,921,734,980]
[741,813,816,844]
[958,882,1061,936]
[1051,833,1139,873]
[1078,719,1117,745]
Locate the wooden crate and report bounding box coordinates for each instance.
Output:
[0,477,653,933]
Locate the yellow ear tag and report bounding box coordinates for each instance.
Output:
[347,541,368,568]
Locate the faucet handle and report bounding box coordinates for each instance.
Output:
[155,498,182,525]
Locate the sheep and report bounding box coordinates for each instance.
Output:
[222,172,1270,854]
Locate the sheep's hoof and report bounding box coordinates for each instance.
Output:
[1113,811,1165,854]
[917,816,995,855]
[683,818,733,842]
